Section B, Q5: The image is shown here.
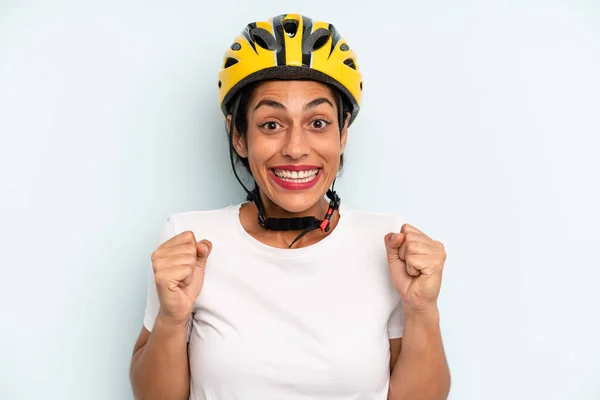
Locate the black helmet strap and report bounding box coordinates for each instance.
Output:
[228,90,344,249]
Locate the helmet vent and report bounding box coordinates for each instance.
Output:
[224,57,238,68]
[302,28,331,53]
[250,28,278,50]
[282,19,299,37]
[343,58,357,70]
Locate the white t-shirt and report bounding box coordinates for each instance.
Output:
[143,203,405,400]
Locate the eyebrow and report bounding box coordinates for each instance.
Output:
[253,97,335,112]
[253,99,286,112]
[304,97,335,110]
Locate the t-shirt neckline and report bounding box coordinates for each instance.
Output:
[229,202,347,260]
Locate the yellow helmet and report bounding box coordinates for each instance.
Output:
[218,14,362,125]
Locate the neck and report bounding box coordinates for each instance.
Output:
[239,190,340,249]
[257,191,330,221]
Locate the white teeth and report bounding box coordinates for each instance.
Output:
[273,168,319,182]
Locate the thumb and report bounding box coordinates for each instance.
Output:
[384,232,405,266]
[179,240,212,287]
[384,232,412,297]
[181,240,212,288]
[196,240,212,268]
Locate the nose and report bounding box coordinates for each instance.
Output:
[281,124,310,160]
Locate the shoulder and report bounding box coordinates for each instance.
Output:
[160,203,242,239]
[340,205,407,234]
[168,203,240,226]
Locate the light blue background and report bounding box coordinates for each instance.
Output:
[1,1,599,399]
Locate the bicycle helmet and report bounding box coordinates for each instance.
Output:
[218,13,362,125]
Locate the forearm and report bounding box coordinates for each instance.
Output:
[389,308,450,400]
[130,315,190,400]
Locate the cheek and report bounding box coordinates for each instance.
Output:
[315,135,344,160]
[245,133,277,168]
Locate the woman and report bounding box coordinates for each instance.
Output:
[130,13,450,400]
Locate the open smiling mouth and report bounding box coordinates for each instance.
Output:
[268,167,323,189]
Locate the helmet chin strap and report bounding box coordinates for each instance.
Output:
[228,92,344,249]
[247,183,341,248]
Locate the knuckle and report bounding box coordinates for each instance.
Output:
[151,255,163,272]
[154,269,166,284]
[401,224,415,234]
[186,243,197,255]
[182,230,195,241]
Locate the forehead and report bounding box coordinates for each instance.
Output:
[249,80,336,105]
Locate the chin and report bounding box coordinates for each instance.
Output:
[271,193,321,214]
[263,187,327,214]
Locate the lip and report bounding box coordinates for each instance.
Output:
[268,168,322,191]
[270,164,321,171]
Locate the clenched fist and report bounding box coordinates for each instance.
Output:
[151,230,212,326]
[385,224,446,313]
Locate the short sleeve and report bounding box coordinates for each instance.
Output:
[387,299,405,339]
[142,218,193,341]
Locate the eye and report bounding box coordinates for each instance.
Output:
[310,119,332,130]
[260,121,282,131]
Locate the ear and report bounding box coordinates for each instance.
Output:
[339,112,351,155]
[227,114,248,158]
